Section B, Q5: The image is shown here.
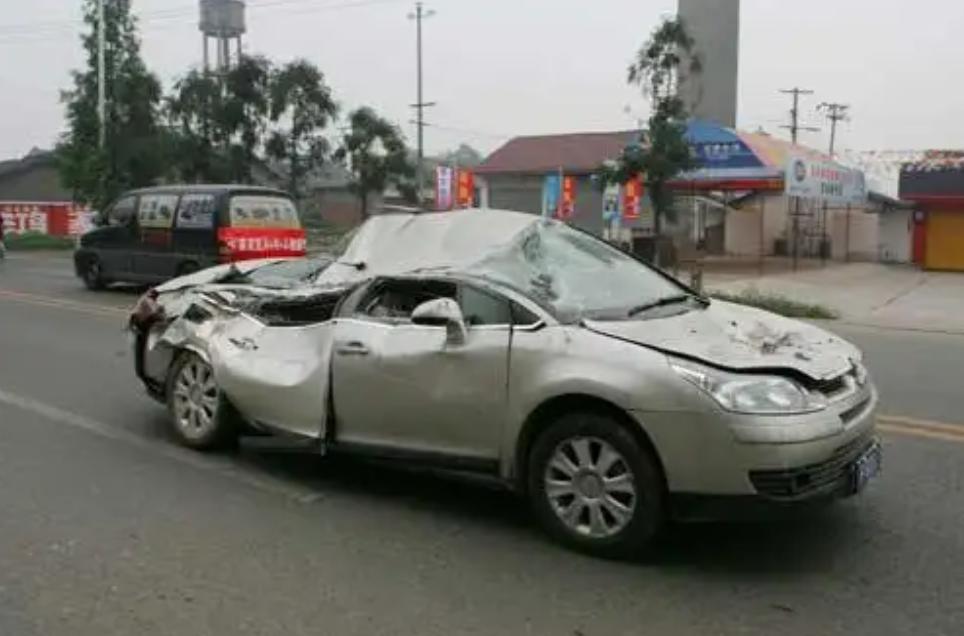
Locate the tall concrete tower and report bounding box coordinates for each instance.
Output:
[200,0,246,72]
[678,0,740,127]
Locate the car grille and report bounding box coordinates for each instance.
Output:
[749,436,873,500]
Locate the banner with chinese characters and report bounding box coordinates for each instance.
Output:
[557,176,576,219]
[622,177,643,220]
[456,169,475,209]
[435,166,455,211]
[602,183,622,222]
[785,156,867,205]
[542,174,560,218]
[0,202,95,237]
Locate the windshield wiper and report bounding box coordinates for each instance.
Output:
[627,293,706,317]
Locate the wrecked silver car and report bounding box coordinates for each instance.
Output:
[129,209,880,557]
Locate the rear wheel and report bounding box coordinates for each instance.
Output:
[527,411,665,558]
[81,257,105,290]
[166,352,240,451]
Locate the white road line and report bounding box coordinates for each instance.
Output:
[0,387,324,505]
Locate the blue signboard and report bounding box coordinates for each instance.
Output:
[542,174,561,218]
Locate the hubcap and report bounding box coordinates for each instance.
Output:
[544,437,637,538]
[172,358,219,440]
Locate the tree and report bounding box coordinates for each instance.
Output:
[221,55,272,183]
[57,0,166,208]
[167,70,226,182]
[166,55,272,184]
[265,60,339,199]
[335,108,416,220]
[439,143,484,168]
[601,17,701,265]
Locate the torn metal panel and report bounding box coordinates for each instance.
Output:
[585,300,858,381]
[207,316,334,439]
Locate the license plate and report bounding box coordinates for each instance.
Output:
[851,442,882,493]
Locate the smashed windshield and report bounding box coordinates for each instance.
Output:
[476,220,685,321]
[218,257,333,289]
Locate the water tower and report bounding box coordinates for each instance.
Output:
[200,0,246,72]
[678,0,740,127]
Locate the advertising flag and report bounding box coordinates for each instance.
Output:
[456,169,475,208]
[435,166,454,210]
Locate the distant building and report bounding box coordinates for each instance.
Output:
[678,0,740,128]
[0,149,71,202]
[474,130,644,235]
[900,155,964,270]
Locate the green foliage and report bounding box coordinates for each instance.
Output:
[335,108,416,219]
[600,16,702,257]
[4,232,76,251]
[57,0,166,209]
[266,60,339,198]
[167,56,273,184]
[712,290,839,320]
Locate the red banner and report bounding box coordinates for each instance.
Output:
[622,177,643,220]
[558,176,576,219]
[217,227,307,262]
[0,202,94,237]
[456,170,475,209]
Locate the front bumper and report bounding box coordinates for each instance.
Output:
[632,381,880,506]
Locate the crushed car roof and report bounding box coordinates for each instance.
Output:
[315,208,541,284]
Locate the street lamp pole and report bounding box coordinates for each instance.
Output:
[97,0,106,149]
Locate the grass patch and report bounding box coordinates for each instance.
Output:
[712,289,839,320]
[4,232,75,251]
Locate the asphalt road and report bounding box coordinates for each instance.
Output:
[1,252,963,636]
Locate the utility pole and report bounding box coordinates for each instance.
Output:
[818,102,850,157]
[408,2,436,206]
[779,87,819,144]
[97,0,107,149]
[779,88,818,271]
[817,102,851,264]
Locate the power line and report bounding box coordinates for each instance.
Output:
[0,0,406,43]
[422,122,509,141]
[779,87,819,144]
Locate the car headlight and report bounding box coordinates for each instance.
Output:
[671,359,827,415]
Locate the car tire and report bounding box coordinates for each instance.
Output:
[82,257,105,290]
[165,351,240,451]
[527,411,666,559]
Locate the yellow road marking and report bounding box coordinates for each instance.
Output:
[877,414,964,436]
[878,423,964,444]
[0,288,127,319]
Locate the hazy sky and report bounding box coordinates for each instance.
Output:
[2,0,963,160]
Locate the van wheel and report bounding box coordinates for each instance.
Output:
[176,261,200,277]
[82,257,105,290]
[527,411,666,559]
[166,351,240,451]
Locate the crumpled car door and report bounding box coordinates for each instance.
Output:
[205,314,334,439]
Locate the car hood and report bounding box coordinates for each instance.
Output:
[154,258,291,293]
[584,300,859,381]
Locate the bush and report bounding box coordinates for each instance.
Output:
[4,232,75,251]
[712,289,838,320]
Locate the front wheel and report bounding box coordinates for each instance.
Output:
[527,411,666,558]
[166,352,240,451]
[81,257,105,290]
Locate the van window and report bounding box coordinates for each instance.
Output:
[177,194,217,229]
[228,195,300,229]
[108,196,137,227]
[138,194,179,229]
